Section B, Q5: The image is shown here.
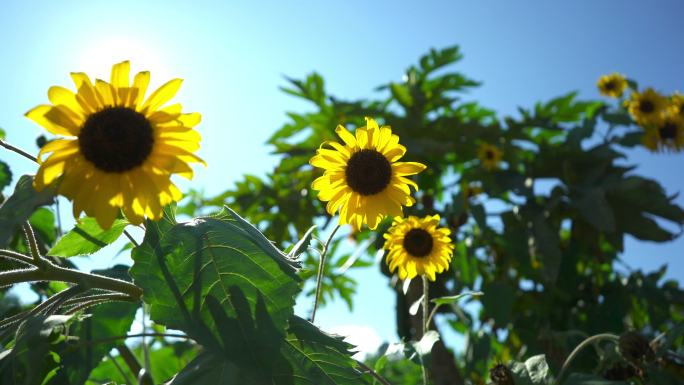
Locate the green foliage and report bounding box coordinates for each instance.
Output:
[49,218,129,257]
[0,175,54,247]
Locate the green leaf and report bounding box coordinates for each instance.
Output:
[0,315,76,385]
[287,225,316,259]
[561,373,629,385]
[130,206,300,350]
[48,217,129,257]
[481,282,515,326]
[0,160,11,192]
[389,83,413,108]
[0,175,54,248]
[431,291,483,306]
[29,208,57,246]
[574,188,616,232]
[532,215,562,282]
[509,354,551,385]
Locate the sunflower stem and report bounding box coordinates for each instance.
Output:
[421,275,430,385]
[0,263,142,300]
[22,222,48,268]
[555,333,619,385]
[0,138,38,163]
[310,224,341,323]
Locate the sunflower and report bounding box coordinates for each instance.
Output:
[642,108,684,152]
[310,117,426,230]
[383,215,453,281]
[671,92,684,118]
[626,88,667,126]
[26,61,204,228]
[597,73,628,98]
[476,142,503,171]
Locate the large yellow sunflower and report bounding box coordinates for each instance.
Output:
[597,73,627,98]
[626,88,667,126]
[26,61,204,228]
[642,108,684,153]
[310,117,426,230]
[383,215,453,281]
[476,142,503,171]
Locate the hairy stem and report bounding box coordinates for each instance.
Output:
[310,224,341,323]
[0,249,36,266]
[22,222,48,268]
[0,263,142,299]
[0,138,37,163]
[421,275,430,385]
[555,333,619,385]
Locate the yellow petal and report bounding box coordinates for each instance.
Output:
[132,71,151,107]
[142,78,183,113]
[48,86,85,118]
[393,162,427,176]
[335,125,357,148]
[110,61,131,89]
[26,105,79,136]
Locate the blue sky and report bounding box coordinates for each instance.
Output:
[1,0,683,356]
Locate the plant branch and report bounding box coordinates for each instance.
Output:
[0,249,36,266]
[117,345,142,380]
[421,275,429,385]
[555,333,619,385]
[356,360,393,385]
[107,352,134,385]
[0,263,142,299]
[123,230,139,247]
[64,294,134,314]
[310,223,341,323]
[68,332,191,350]
[0,138,38,163]
[22,222,48,268]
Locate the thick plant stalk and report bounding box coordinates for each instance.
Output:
[421,275,429,385]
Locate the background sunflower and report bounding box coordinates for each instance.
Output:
[310,117,426,230]
[597,72,627,98]
[383,215,454,281]
[26,61,204,228]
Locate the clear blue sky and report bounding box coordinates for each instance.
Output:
[1,0,683,356]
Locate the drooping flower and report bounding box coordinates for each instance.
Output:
[383,215,454,281]
[597,73,628,98]
[476,142,503,171]
[626,88,667,126]
[670,92,684,118]
[310,118,426,230]
[27,61,204,228]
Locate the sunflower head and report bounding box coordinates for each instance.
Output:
[310,117,426,230]
[643,108,684,153]
[383,215,454,281]
[671,92,684,118]
[626,88,667,126]
[26,61,204,228]
[597,73,628,98]
[476,142,503,171]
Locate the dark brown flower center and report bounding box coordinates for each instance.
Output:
[659,122,678,140]
[78,107,154,172]
[639,100,655,114]
[485,149,495,160]
[403,228,433,257]
[604,81,616,91]
[345,149,392,196]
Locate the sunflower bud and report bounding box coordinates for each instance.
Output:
[489,363,514,385]
[619,331,655,364]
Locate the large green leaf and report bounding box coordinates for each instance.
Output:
[129,206,300,350]
[170,316,369,385]
[0,160,11,192]
[49,217,129,257]
[0,175,54,247]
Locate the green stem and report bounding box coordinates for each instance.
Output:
[356,360,393,385]
[310,224,341,323]
[555,333,619,385]
[0,249,36,266]
[0,138,38,163]
[421,275,430,385]
[0,264,142,299]
[22,223,48,268]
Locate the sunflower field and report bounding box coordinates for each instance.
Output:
[0,29,683,385]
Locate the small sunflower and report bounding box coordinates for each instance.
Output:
[383,215,454,281]
[26,61,204,228]
[643,108,684,152]
[310,118,426,230]
[476,143,503,171]
[671,92,684,118]
[597,73,628,98]
[626,88,667,126]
